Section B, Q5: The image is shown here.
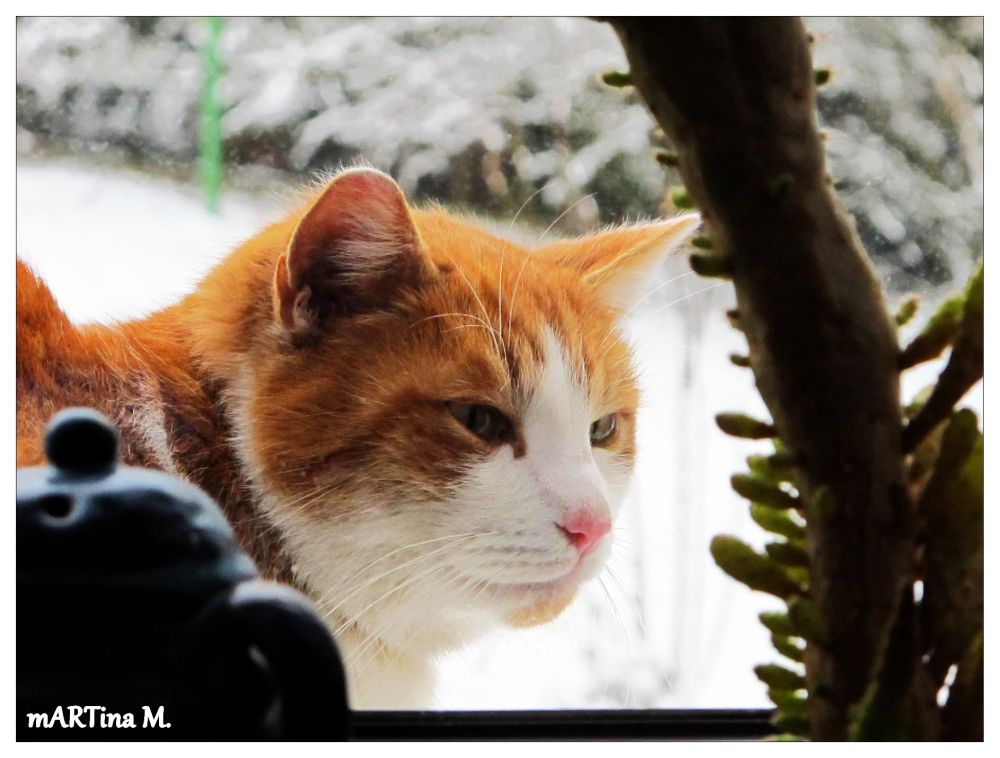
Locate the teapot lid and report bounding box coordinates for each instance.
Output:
[17,408,257,595]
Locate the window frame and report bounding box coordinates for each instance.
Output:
[351,708,776,740]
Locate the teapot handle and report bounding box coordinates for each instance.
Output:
[188,580,351,740]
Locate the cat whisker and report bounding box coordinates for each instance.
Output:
[509,181,555,229]
[348,566,483,683]
[612,270,697,334]
[596,574,634,707]
[536,193,596,244]
[505,254,532,343]
[409,312,497,331]
[604,558,675,693]
[497,248,505,352]
[237,484,342,540]
[338,558,459,660]
[321,532,490,624]
[597,575,631,652]
[439,248,504,362]
[640,281,728,320]
[443,324,496,336]
[317,531,493,606]
[592,280,727,367]
[482,240,511,371]
[604,562,644,638]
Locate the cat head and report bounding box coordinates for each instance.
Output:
[232,168,697,658]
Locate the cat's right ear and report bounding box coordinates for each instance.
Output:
[273,168,434,336]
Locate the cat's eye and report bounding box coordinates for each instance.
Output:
[590,414,618,446]
[446,402,512,444]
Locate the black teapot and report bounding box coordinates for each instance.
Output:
[16,408,350,740]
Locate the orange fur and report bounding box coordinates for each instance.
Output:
[17,168,696,705]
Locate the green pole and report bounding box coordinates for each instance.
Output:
[200,16,224,214]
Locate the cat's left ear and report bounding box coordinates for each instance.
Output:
[273,168,435,336]
[538,214,700,309]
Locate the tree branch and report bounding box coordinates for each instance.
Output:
[608,18,911,739]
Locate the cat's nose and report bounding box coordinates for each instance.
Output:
[557,511,611,554]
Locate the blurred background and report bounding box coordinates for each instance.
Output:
[16,17,984,709]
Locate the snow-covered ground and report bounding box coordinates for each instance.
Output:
[16,157,976,710]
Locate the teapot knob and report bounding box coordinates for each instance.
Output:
[44,407,119,475]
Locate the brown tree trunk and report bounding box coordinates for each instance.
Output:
[608,18,912,740]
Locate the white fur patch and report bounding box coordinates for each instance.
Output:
[227,331,636,710]
[520,329,617,532]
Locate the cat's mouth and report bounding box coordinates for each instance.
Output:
[448,532,612,630]
[491,532,610,592]
[488,552,596,624]
[453,557,584,610]
[487,564,584,595]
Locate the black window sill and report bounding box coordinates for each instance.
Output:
[351,708,776,741]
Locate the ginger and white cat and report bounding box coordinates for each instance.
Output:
[16,167,696,708]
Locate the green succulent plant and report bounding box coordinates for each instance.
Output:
[702,250,982,739]
[606,18,982,739]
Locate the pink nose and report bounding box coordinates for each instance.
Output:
[557,511,612,554]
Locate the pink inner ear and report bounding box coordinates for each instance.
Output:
[276,169,430,332]
[310,170,412,237]
[288,169,419,284]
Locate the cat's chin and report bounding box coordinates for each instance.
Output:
[498,533,613,628]
[504,592,577,629]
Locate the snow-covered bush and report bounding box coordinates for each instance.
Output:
[16,17,982,289]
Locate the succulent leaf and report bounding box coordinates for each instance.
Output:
[750,504,806,541]
[601,70,632,87]
[766,541,810,567]
[771,633,805,663]
[747,452,797,482]
[655,150,679,167]
[689,252,733,278]
[710,536,802,598]
[669,186,695,209]
[759,611,795,637]
[716,413,776,439]
[898,294,964,369]
[755,663,805,690]
[731,473,799,509]
[894,294,920,327]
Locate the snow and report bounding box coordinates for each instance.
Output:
[16,160,286,324]
[17,17,984,295]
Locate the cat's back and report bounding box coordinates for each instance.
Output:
[16,259,140,465]
[17,258,73,378]
[17,259,77,463]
